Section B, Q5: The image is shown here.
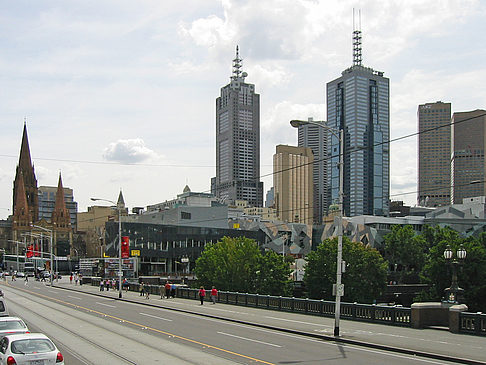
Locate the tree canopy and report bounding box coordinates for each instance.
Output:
[194,236,293,295]
[304,237,387,303]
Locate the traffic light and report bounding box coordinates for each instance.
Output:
[121,236,130,258]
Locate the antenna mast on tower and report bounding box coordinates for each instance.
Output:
[232,45,243,80]
[353,9,362,66]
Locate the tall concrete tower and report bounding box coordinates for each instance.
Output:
[211,46,263,207]
[326,17,390,216]
[417,101,451,207]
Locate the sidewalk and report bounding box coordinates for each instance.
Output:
[55,279,486,365]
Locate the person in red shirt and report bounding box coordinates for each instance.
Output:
[198,286,206,305]
[165,281,171,299]
[210,286,218,304]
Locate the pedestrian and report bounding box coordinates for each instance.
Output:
[123,278,129,292]
[198,286,206,305]
[100,279,104,291]
[24,275,28,286]
[165,281,171,299]
[105,279,110,291]
[139,282,145,296]
[74,273,79,285]
[79,273,83,285]
[171,283,176,298]
[145,285,150,299]
[210,286,218,304]
[70,273,73,284]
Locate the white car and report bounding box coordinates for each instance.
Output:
[0,318,27,337]
[0,333,64,364]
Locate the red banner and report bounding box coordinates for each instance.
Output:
[121,236,130,258]
[34,244,41,257]
[26,244,34,258]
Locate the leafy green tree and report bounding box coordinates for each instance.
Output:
[304,237,388,303]
[383,225,426,283]
[419,226,486,311]
[255,251,293,296]
[195,236,293,295]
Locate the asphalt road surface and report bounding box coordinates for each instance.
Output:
[1,279,468,365]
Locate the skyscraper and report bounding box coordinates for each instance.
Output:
[211,47,263,207]
[297,117,328,224]
[273,145,313,224]
[417,101,451,207]
[451,110,486,204]
[326,25,390,217]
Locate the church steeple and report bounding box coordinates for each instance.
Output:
[51,172,71,229]
[12,172,32,228]
[13,123,38,222]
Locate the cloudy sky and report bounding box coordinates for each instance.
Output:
[1,0,485,219]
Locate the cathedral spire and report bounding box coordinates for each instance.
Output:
[51,172,71,229]
[12,172,32,227]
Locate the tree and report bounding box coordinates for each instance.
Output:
[383,225,426,283]
[304,237,388,303]
[255,251,293,296]
[194,236,293,295]
[419,226,486,311]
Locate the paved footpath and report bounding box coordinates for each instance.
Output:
[55,280,486,365]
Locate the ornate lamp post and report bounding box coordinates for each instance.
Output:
[443,244,467,303]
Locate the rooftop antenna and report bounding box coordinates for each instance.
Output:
[232,45,243,80]
[353,8,362,66]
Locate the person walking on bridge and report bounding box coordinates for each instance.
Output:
[198,286,206,305]
[210,286,218,304]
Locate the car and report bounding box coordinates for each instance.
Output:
[0,317,28,337]
[0,333,64,364]
[14,272,25,278]
[0,300,8,318]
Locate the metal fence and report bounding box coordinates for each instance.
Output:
[459,312,486,336]
[177,287,412,327]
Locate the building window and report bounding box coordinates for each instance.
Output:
[181,211,191,220]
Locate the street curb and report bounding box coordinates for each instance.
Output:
[53,284,485,365]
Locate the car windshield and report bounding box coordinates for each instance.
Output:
[11,339,55,354]
[0,321,25,330]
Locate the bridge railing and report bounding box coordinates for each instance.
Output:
[459,312,486,336]
[177,287,411,327]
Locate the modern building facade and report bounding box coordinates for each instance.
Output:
[417,101,452,207]
[39,185,78,227]
[211,46,263,207]
[326,27,390,217]
[273,145,314,224]
[451,110,486,203]
[297,117,328,223]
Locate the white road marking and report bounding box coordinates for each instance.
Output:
[139,313,172,321]
[265,315,331,327]
[96,302,116,308]
[217,331,282,348]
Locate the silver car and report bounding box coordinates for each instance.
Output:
[0,333,64,364]
[0,317,28,337]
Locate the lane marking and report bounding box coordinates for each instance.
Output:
[96,302,116,308]
[265,316,331,328]
[218,332,282,348]
[139,313,172,321]
[4,283,274,365]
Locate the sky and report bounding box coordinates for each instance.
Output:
[1,0,485,219]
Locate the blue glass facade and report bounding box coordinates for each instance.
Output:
[326,66,389,216]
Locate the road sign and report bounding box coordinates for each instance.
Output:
[333,283,345,297]
[117,271,123,277]
[131,250,140,257]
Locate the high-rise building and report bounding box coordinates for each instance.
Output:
[417,101,451,207]
[297,117,328,224]
[326,25,390,216]
[273,145,313,224]
[211,46,263,207]
[451,110,486,204]
[39,185,78,227]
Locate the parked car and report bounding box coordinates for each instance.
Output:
[0,300,8,317]
[0,317,28,337]
[0,333,64,364]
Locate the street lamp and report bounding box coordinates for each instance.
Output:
[443,244,467,303]
[291,118,344,336]
[91,197,123,299]
[32,225,54,286]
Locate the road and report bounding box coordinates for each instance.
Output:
[0,279,473,365]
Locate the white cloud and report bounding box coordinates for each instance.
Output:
[103,139,160,163]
